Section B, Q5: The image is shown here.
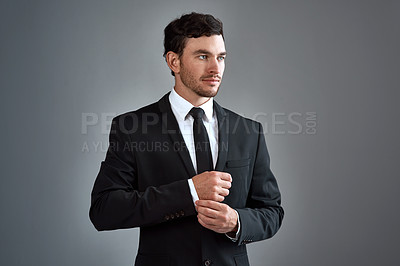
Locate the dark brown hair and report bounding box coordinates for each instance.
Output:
[163,12,224,76]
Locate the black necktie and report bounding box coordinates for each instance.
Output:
[189,107,213,174]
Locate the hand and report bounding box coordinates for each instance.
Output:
[195,200,238,234]
[192,171,232,202]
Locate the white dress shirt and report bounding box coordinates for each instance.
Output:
[169,88,240,241]
[169,88,219,175]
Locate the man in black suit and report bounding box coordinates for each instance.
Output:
[90,12,284,266]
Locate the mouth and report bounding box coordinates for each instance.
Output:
[202,78,220,85]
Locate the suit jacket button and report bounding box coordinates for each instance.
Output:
[204,259,211,266]
[180,210,185,216]
[164,215,170,221]
[170,214,175,219]
[175,212,180,218]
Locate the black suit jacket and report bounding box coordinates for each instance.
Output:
[90,93,284,266]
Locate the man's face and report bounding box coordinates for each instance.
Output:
[178,35,226,98]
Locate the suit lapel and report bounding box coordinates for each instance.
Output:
[214,101,229,171]
[157,93,229,175]
[158,93,197,178]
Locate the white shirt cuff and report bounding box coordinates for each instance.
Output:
[225,210,240,242]
[187,179,199,204]
[188,179,240,241]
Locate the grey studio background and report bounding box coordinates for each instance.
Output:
[1,0,399,265]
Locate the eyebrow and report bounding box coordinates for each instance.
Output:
[193,49,227,56]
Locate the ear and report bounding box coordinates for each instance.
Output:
[165,51,180,75]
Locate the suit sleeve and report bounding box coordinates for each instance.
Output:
[89,117,196,231]
[236,123,284,245]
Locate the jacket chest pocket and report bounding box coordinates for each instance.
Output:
[226,158,251,168]
[223,158,251,207]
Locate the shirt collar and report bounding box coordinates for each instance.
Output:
[169,88,214,122]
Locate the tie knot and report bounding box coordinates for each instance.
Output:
[189,107,205,120]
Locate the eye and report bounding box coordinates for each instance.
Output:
[217,56,225,61]
[199,55,207,60]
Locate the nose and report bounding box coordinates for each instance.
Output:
[207,57,223,75]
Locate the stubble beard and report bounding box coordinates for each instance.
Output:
[179,63,220,98]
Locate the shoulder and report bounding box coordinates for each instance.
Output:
[113,92,170,122]
[116,101,159,119]
[110,100,161,132]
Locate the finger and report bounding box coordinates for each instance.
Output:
[219,187,229,197]
[197,206,219,218]
[198,214,226,234]
[198,213,218,226]
[196,200,224,210]
[219,180,232,189]
[198,215,215,230]
[218,172,232,182]
[213,194,225,202]
[208,190,225,201]
[196,199,216,208]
